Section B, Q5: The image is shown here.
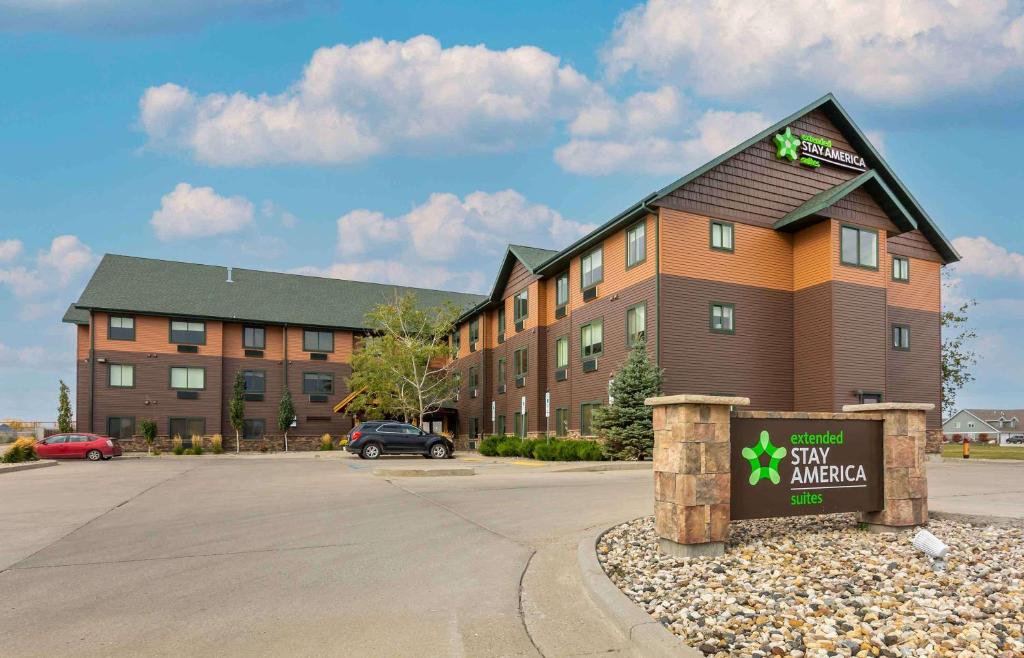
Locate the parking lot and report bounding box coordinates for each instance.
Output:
[0,455,650,657]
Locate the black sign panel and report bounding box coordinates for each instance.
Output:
[730,417,883,520]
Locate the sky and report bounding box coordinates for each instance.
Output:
[1,0,1023,420]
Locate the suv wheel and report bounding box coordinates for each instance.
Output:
[361,443,381,460]
[428,443,449,459]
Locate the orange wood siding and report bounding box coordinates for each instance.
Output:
[286,326,353,363]
[660,209,792,291]
[793,220,832,291]
[222,323,285,360]
[887,256,941,313]
[93,312,223,356]
[77,324,89,358]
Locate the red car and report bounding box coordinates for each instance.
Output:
[35,433,122,461]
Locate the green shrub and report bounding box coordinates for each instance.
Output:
[555,440,580,461]
[496,439,521,457]
[576,441,605,461]
[319,433,334,451]
[532,441,557,460]
[478,435,503,456]
[2,438,37,463]
[526,439,605,462]
[519,438,542,459]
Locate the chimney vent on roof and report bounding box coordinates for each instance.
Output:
[226,266,234,283]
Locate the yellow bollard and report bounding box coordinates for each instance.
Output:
[962,440,970,459]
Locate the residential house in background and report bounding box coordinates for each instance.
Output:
[943,409,1024,443]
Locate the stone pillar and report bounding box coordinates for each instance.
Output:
[843,403,934,531]
[645,394,749,558]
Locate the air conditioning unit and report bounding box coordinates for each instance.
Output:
[497,384,506,394]
[582,287,597,302]
[555,368,568,381]
[176,390,199,400]
[310,352,328,361]
[177,344,198,353]
[582,359,598,373]
[244,349,264,358]
[515,375,526,388]
[309,394,328,403]
[515,320,524,332]
[555,306,567,319]
[470,388,478,398]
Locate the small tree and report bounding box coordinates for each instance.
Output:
[593,338,663,461]
[139,419,158,454]
[277,388,296,451]
[57,380,73,433]
[229,371,246,454]
[941,272,978,417]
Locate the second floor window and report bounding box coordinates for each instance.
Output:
[627,222,646,266]
[581,247,603,289]
[514,290,529,324]
[710,303,734,334]
[108,315,135,341]
[452,330,461,354]
[303,329,333,352]
[892,324,911,350]
[627,304,646,346]
[497,357,506,383]
[514,348,528,379]
[109,364,134,387]
[469,318,479,349]
[303,372,334,394]
[170,366,205,390]
[468,367,478,389]
[840,225,878,269]
[581,320,603,359]
[892,256,909,281]
[555,271,569,308]
[497,307,506,342]
[244,325,265,349]
[170,319,205,344]
[555,336,568,369]
[243,370,265,393]
[710,221,734,251]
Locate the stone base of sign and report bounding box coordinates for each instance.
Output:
[843,403,933,531]
[647,394,749,558]
[657,538,725,558]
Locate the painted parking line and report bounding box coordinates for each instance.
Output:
[511,460,546,468]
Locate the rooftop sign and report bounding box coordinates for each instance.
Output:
[774,127,867,172]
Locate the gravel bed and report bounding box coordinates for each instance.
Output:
[598,515,1024,657]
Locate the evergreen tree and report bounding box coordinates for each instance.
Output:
[229,371,246,454]
[277,388,296,451]
[57,379,73,433]
[593,338,663,460]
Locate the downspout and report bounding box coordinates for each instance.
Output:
[88,310,95,433]
[638,195,660,369]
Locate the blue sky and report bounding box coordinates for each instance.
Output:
[1,0,1023,420]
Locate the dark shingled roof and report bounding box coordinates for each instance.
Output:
[508,244,558,272]
[65,254,486,330]
[773,170,918,233]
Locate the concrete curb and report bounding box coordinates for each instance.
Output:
[0,460,58,474]
[577,524,702,657]
[552,462,652,473]
[930,510,1024,528]
[373,467,475,477]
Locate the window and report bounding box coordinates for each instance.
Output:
[514,347,528,380]
[626,222,646,267]
[840,225,878,269]
[555,271,569,308]
[169,319,205,344]
[710,303,734,334]
[555,336,569,369]
[170,366,205,390]
[169,417,204,440]
[710,221,734,251]
[514,412,527,438]
[496,415,506,435]
[243,325,265,349]
[954,421,961,429]
[303,372,334,394]
[243,419,266,440]
[514,290,529,324]
[470,418,479,438]
[581,403,600,437]
[555,408,568,437]
[109,364,134,388]
[469,318,480,350]
[303,329,334,352]
[108,315,135,341]
[581,247,603,289]
[892,324,911,350]
[581,320,603,359]
[243,370,265,393]
[892,256,910,281]
[497,307,506,342]
[497,358,506,384]
[968,422,975,429]
[468,366,478,389]
[626,304,646,346]
[106,417,135,439]
[858,391,883,404]
[452,330,461,354]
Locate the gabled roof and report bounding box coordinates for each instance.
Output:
[65,254,486,331]
[463,244,557,319]
[773,170,918,233]
[62,303,89,325]
[508,244,557,272]
[966,409,1024,422]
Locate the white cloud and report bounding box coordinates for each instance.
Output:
[0,235,95,300]
[0,239,23,262]
[151,183,254,241]
[951,236,1024,279]
[336,210,402,256]
[140,35,598,166]
[0,0,315,34]
[0,341,67,371]
[604,0,1024,104]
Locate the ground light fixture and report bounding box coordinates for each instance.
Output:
[912,528,950,570]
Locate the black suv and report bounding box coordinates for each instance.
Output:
[346,422,455,460]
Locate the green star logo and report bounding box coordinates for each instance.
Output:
[741,430,787,485]
[774,127,802,161]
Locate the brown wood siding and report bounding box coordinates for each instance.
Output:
[793,282,834,411]
[76,352,90,432]
[659,274,793,411]
[887,256,941,313]
[453,349,486,437]
[656,109,871,228]
[886,307,942,429]
[793,220,833,291]
[820,186,898,232]
[832,281,887,410]
[888,230,942,262]
[659,208,793,291]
